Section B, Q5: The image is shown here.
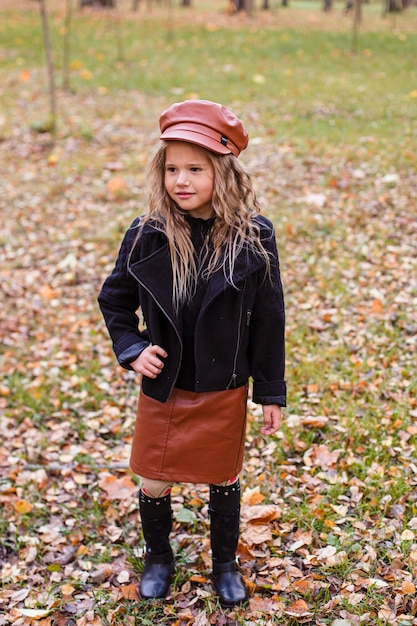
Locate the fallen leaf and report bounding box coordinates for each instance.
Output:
[107,176,127,195]
[15,609,51,619]
[249,595,282,613]
[14,499,33,514]
[119,584,139,600]
[61,583,76,596]
[242,486,266,505]
[284,598,313,617]
[117,569,130,583]
[289,529,313,551]
[241,524,272,545]
[189,574,209,583]
[292,578,315,594]
[241,504,281,524]
[401,580,416,594]
[369,298,384,315]
[401,529,414,541]
[98,474,137,500]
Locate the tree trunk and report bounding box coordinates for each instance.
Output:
[388,0,403,10]
[38,0,57,134]
[63,0,73,91]
[351,0,362,53]
[80,0,115,7]
[232,0,246,11]
[113,4,125,62]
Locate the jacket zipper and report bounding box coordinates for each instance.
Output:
[129,269,183,399]
[226,285,248,390]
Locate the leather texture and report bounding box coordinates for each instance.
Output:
[130,386,248,484]
[212,560,249,608]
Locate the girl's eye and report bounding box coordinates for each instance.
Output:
[190,167,201,173]
[166,167,176,173]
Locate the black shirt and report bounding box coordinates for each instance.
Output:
[175,215,215,391]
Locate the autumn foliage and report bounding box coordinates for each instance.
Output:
[1,2,417,625]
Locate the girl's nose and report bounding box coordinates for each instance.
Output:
[176,170,190,185]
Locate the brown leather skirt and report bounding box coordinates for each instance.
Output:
[130,386,248,484]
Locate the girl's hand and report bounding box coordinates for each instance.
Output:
[130,344,168,379]
[261,405,282,436]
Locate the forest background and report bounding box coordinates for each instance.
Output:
[0,0,416,624]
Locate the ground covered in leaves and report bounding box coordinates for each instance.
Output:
[1,6,417,624]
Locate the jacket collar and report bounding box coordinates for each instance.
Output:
[128,237,266,322]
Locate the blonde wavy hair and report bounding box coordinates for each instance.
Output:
[134,141,271,312]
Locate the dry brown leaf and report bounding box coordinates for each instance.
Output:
[303,444,342,469]
[189,574,209,583]
[98,474,137,500]
[369,298,384,315]
[241,524,272,546]
[301,415,329,428]
[39,284,57,300]
[119,584,139,600]
[14,499,33,514]
[15,608,52,619]
[292,578,315,594]
[272,575,292,591]
[61,583,76,596]
[401,580,416,594]
[284,598,313,617]
[242,504,281,524]
[289,529,313,551]
[107,176,127,195]
[242,486,266,505]
[248,595,282,614]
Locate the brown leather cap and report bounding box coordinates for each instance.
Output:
[159,100,249,157]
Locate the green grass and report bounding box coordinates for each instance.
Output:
[1,2,417,624]
[0,3,416,160]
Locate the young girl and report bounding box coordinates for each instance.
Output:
[98,100,286,608]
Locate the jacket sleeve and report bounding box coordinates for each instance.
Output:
[98,220,150,369]
[249,220,286,406]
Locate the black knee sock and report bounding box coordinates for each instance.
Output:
[209,480,241,564]
[139,489,172,557]
[209,479,241,514]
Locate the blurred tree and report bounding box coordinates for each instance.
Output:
[230,0,254,12]
[351,0,362,52]
[383,0,406,10]
[63,0,73,91]
[80,0,115,7]
[38,0,57,134]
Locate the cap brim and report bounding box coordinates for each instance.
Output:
[160,127,232,155]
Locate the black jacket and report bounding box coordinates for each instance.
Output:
[98,214,286,405]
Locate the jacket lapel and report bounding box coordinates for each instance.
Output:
[128,244,178,325]
[129,238,266,321]
[200,247,266,314]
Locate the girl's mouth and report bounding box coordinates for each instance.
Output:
[177,192,194,199]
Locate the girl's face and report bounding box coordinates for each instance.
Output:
[164,142,215,220]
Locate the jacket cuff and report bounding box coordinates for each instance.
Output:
[252,380,287,407]
[117,342,148,370]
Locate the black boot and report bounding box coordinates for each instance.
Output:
[138,490,175,600]
[209,480,249,609]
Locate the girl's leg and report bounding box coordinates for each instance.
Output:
[140,477,173,499]
[209,476,248,608]
[138,477,175,600]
